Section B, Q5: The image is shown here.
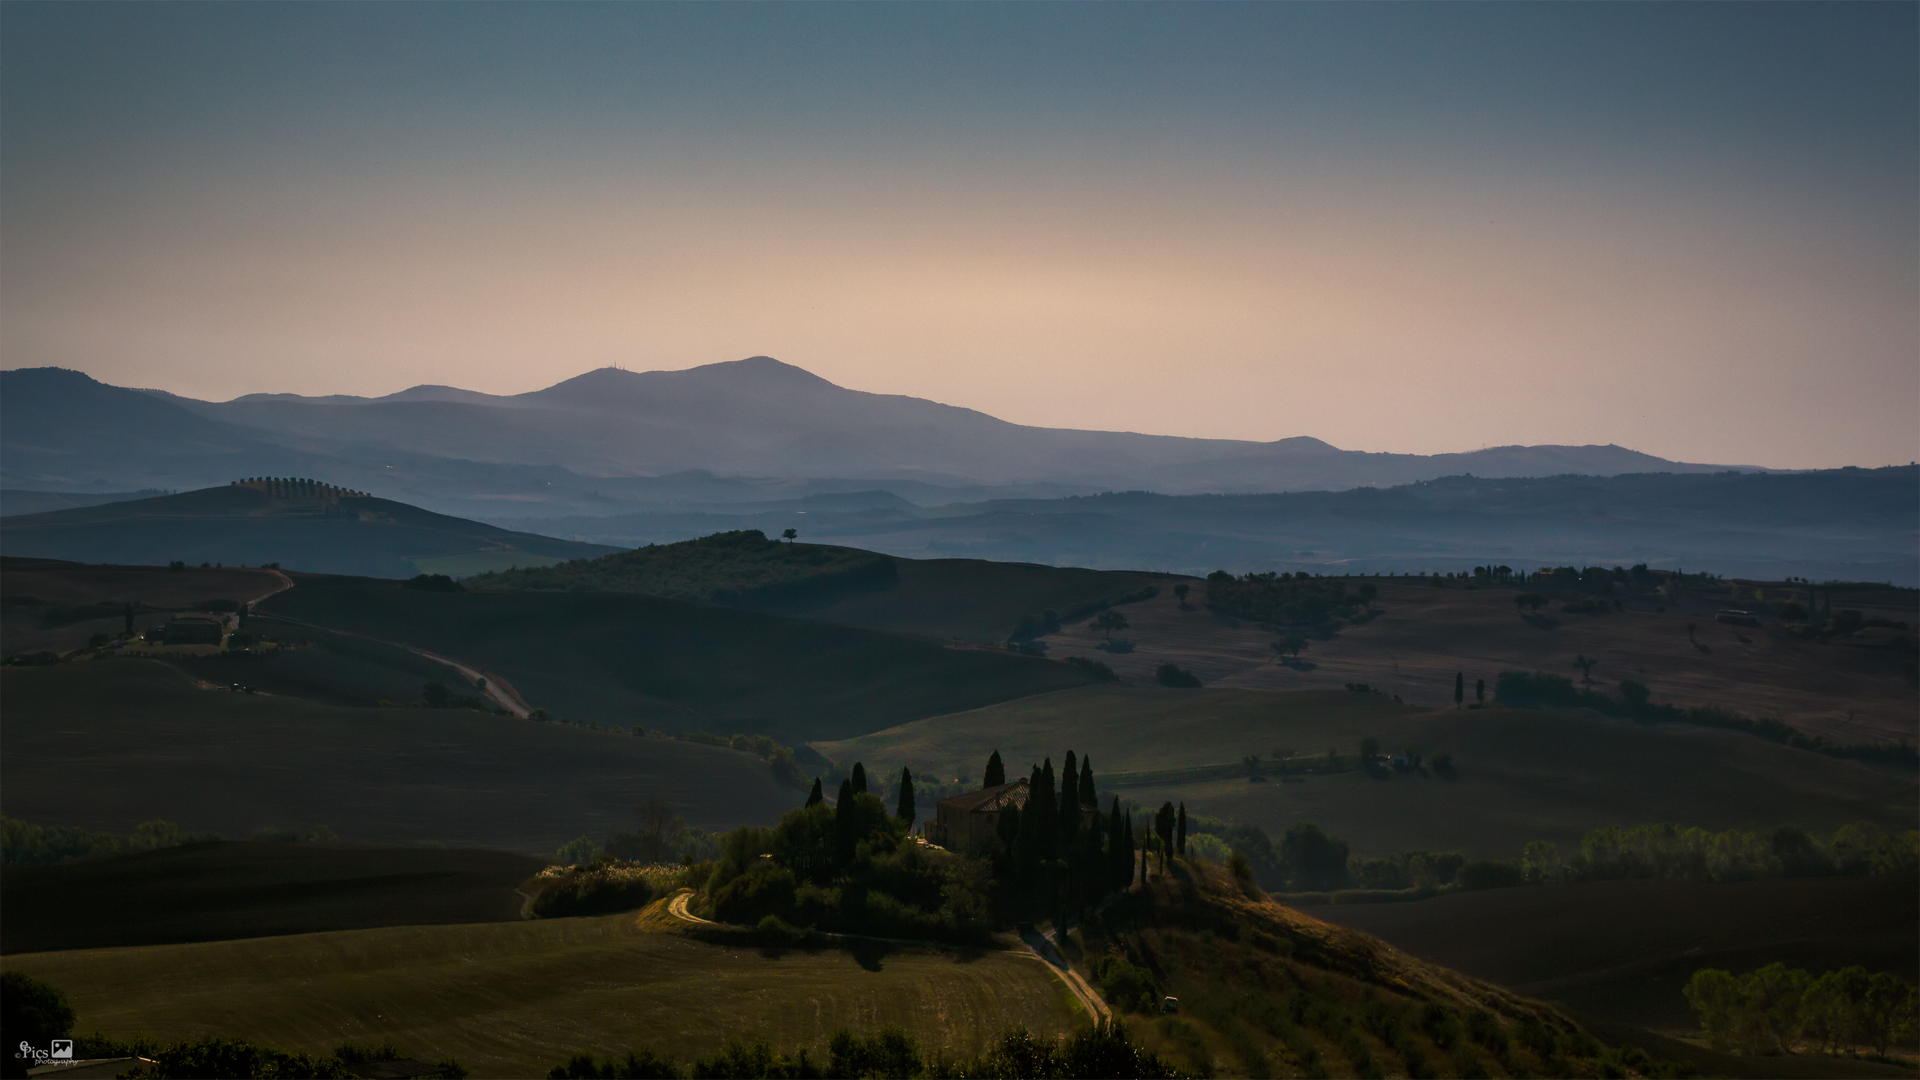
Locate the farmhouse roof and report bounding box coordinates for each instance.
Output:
[938,778,1030,814]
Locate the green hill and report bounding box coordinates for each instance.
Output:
[470,528,1171,643]
[259,572,1096,742]
[0,661,805,854]
[0,483,618,578]
[1,842,545,954]
[816,686,1918,857]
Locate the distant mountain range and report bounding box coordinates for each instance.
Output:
[1,360,1768,519]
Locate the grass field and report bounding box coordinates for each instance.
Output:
[819,686,1917,857]
[0,661,803,853]
[1298,874,1920,1033]
[1,914,1081,1078]
[1041,579,1918,746]
[260,573,1094,742]
[2,842,545,954]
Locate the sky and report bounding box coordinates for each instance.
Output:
[2,3,1914,469]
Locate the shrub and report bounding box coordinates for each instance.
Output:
[1456,860,1524,890]
[402,574,466,592]
[1155,663,1202,688]
[1091,955,1161,1014]
[531,864,660,919]
[1064,655,1120,681]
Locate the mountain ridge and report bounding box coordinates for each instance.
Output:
[3,361,1774,513]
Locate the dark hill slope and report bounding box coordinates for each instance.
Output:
[0,661,803,855]
[1,842,546,954]
[470,528,1171,642]
[0,485,617,578]
[259,573,1094,742]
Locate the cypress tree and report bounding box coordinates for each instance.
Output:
[1156,802,1175,873]
[1176,802,1187,857]
[896,767,916,828]
[1058,751,1080,845]
[1079,756,1096,808]
[984,750,1006,789]
[851,762,868,795]
[1135,815,1146,885]
[834,778,856,865]
[806,778,824,808]
[1038,758,1059,860]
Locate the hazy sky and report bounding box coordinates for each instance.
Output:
[3,4,1914,468]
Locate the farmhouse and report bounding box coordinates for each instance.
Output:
[162,616,225,645]
[930,779,1029,855]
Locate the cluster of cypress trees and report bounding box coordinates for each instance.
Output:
[981,748,1153,920]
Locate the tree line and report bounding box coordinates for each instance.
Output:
[1686,964,1917,1057]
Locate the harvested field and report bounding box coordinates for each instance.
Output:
[2,914,1080,1078]
[1042,580,1918,745]
[1298,874,1920,1032]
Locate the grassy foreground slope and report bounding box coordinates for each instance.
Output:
[1300,874,1920,1032]
[2,913,1079,1079]
[471,528,1170,643]
[1,843,545,954]
[0,485,617,579]
[260,574,1094,741]
[0,662,801,852]
[819,687,1916,856]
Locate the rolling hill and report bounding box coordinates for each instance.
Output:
[815,686,1918,858]
[257,571,1096,741]
[0,484,619,578]
[469,528,1170,642]
[0,661,806,853]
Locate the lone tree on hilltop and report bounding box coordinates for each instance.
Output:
[896,768,915,828]
[983,749,1005,789]
[1176,802,1187,857]
[1274,633,1309,662]
[1454,672,1464,707]
[1573,654,1597,683]
[850,762,868,795]
[805,778,824,808]
[1475,677,1486,704]
[781,528,797,543]
[1516,592,1548,614]
[422,680,451,708]
[1095,610,1129,641]
[1173,583,1192,608]
[1358,582,1378,609]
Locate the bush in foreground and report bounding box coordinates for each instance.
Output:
[548,1021,1181,1079]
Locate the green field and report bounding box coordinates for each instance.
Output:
[2,842,545,954]
[1300,874,1920,1033]
[2,916,1081,1078]
[819,686,1918,857]
[260,573,1094,742]
[0,661,804,853]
